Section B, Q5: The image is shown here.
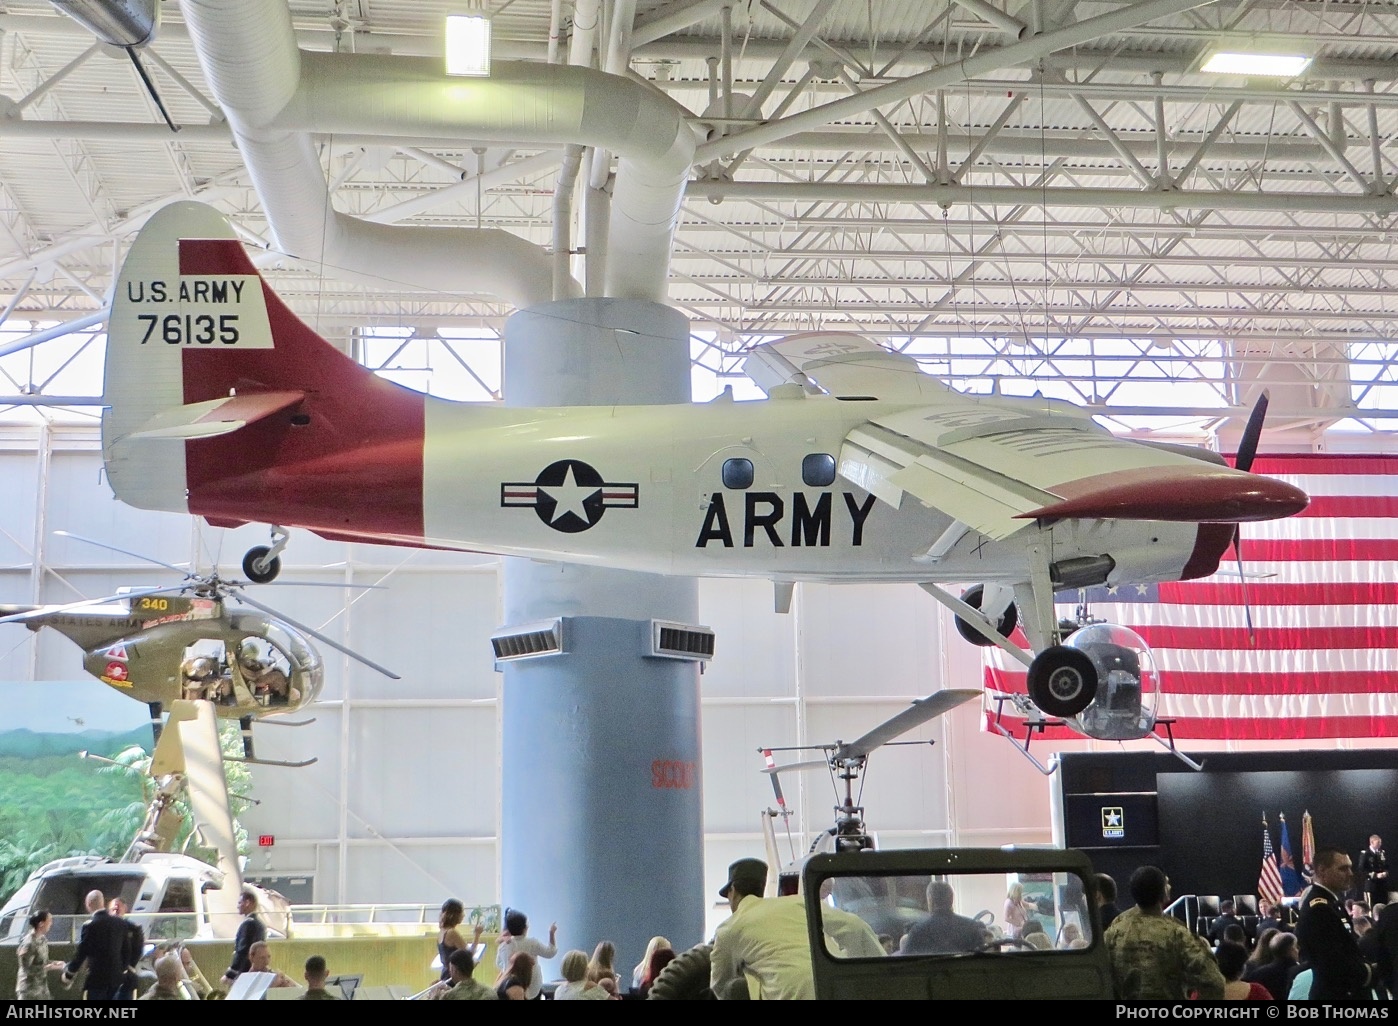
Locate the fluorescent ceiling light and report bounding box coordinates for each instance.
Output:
[1200,51,1311,77]
[445,12,491,77]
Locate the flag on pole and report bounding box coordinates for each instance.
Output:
[982,454,1398,741]
[1259,814,1284,908]
[1302,810,1316,876]
[1278,813,1303,895]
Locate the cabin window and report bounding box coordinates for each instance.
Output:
[802,453,837,487]
[149,877,198,940]
[722,458,754,489]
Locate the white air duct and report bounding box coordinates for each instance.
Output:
[49,0,159,48]
[179,0,695,304]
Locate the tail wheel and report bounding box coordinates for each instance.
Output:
[242,545,281,584]
[1027,646,1099,718]
[954,585,1019,647]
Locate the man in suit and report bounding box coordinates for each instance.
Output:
[1297,846,1377,1000]
[219,888,267,991]
[1359,835,1390,908]
[63,890,131,1000]
[1208,899,1242,945]
[107,897,145,999]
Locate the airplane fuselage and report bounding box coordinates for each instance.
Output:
[410,392,1203,585]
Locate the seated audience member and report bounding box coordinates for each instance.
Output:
[587,941,621,989]
[631,936,671,993]
[431,947,497,1001]
[1217,940,1273,999]
[1021,919,1052,950]
[1208,900,1242,945]
[246,942,296,988]
[1247,933,1300,1002]
[139,955,187,1001]
[178,946,212,999]
[1245,928,1281,974]
[639,947,678,998]
[899,881,991,954]
[496,951,536,1001]
[301,955,337,1000]
[1057,922,1086,949]
[1221,923,1248,949]
[555,950,611,1001]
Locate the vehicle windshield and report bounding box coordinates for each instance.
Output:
[811,868,1095,959]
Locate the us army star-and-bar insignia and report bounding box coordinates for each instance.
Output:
[501,459,639,534]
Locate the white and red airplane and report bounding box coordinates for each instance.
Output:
[100,202,1308,721]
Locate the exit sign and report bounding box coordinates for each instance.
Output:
[258,834,275,848]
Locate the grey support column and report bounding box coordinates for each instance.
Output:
[497,298,705,986]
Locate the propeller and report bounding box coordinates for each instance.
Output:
[1230,391,1270,644]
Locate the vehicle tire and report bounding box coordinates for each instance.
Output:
[953,585,1018,646]
[646,943,715,1000]
[1026,646,1098,718]
[242,546,281,584]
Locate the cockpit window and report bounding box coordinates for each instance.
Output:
[810,869,1094,959]
[722,458,754,489]
[802,453,837,487]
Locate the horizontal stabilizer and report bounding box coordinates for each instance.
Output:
[125,390,305,441]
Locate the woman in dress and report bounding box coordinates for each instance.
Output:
[17,910,65,1000]
[495,951,536,1000]
[1003,882,1030,939]
[436,899,482,983]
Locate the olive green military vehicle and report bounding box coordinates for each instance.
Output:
[803,846,1114,1000]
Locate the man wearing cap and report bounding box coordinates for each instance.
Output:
[711,858,815,1000]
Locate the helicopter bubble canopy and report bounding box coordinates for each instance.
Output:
[79,607,324,721]
[1063,622,1158,741]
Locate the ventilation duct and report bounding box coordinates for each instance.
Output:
[179,0,695,304]
[649,620,715,662]
[491,619,565,664]
[49,0,158,48]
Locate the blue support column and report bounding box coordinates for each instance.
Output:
[498,298,705,984]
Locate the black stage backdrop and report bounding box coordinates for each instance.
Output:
[1056,750,1398,901]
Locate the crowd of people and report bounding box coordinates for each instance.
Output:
[1105,846,1398,1001]
[15,842,1398,1001]
[16,887,338,1001]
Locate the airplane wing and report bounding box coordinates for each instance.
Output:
[742,333,949,401]
[843,402,1304,541]
[746,335,1305,541]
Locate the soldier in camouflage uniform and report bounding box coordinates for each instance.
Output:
[1104,865,1226,1000]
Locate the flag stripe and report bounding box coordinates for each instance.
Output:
[1159,582,1398,605]
[1249,455,1398,475]
[1238,539,1398,561]
[987,666,1398,696]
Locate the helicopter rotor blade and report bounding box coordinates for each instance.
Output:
[53,531,193,578]
[761,757,832,775]
[0,585,187,626]
[761,750,788,811]
[250,581,388,590]
[231,588,401,680]
[835,689,982,762]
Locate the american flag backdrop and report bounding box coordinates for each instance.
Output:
[983,454,1398,741]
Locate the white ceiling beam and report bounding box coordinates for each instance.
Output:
[695,0,1224,159]
[692,180,1398,214]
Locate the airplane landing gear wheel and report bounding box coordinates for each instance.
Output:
[954,585,1019,646]
[242,546,281,584]
[1026,646,1098,718]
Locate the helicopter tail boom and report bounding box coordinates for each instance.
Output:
[103,201,427,540]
